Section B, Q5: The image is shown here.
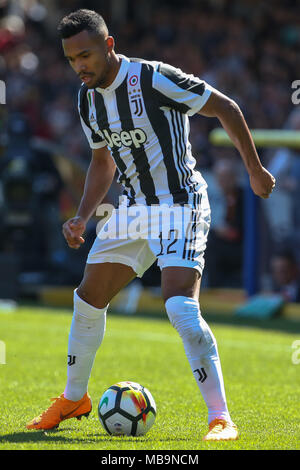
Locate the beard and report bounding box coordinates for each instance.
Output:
[93,52,112,88]
[93,73,109,88]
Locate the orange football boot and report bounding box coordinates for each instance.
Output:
[26,392,92,430]
[202,418,239,441]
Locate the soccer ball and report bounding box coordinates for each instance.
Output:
[98,381,156,436]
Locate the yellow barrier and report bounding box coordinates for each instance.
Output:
[38,285,300,321]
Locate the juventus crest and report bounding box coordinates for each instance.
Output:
[128,75,143,117]
[130,90,144,117]
[130,93,143,117]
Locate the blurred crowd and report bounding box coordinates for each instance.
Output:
[0,0,300,301]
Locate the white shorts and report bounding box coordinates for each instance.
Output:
[87,189,211,278]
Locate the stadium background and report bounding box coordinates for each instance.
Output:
[0,0,300,318]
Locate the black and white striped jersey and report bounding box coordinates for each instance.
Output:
[78,54,212,206]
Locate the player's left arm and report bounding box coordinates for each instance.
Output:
[198,88,276,199]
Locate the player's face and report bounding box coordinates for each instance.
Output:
[63,30,114,89]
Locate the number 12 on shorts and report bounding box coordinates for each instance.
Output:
[156,229,179,256]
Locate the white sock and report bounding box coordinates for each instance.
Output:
[165,295,231,424]
[64,290,108,401]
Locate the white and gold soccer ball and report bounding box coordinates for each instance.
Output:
[98,381,156,436]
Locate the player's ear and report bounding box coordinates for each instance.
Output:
[105,36,114,53]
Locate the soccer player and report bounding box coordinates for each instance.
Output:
[26,9,275,441]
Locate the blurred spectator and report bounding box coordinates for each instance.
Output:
[0,0,299,290]
[205,158,244,288]
[270,249,300,303]
[0,113,64,279]
[263,108,300,248]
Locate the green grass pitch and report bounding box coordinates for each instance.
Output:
[0,306,299,450]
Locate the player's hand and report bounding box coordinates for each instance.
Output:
[62,216,86,249]
[249,166,276,199]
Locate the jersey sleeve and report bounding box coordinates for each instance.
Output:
[77,85,107,149]
[153,62,213,116]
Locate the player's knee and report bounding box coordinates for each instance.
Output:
[76,284,109,310]
[162,269,200,303]
[165,296,202,341]
[71,290,107,348]
[165,296,216,352]
[74,289,109,319]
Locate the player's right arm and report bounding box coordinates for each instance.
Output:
[62,146,116,249]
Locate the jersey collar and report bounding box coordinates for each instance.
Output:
[95,54,129,94]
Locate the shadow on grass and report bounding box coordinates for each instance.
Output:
[0,429,189,445]
[0,430,75,445]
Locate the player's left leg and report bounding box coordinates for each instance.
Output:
[161,266,238,441]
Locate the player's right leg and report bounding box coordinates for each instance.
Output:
[26,262,136,430]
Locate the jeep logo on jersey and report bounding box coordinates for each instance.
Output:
[99,128,147,149]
